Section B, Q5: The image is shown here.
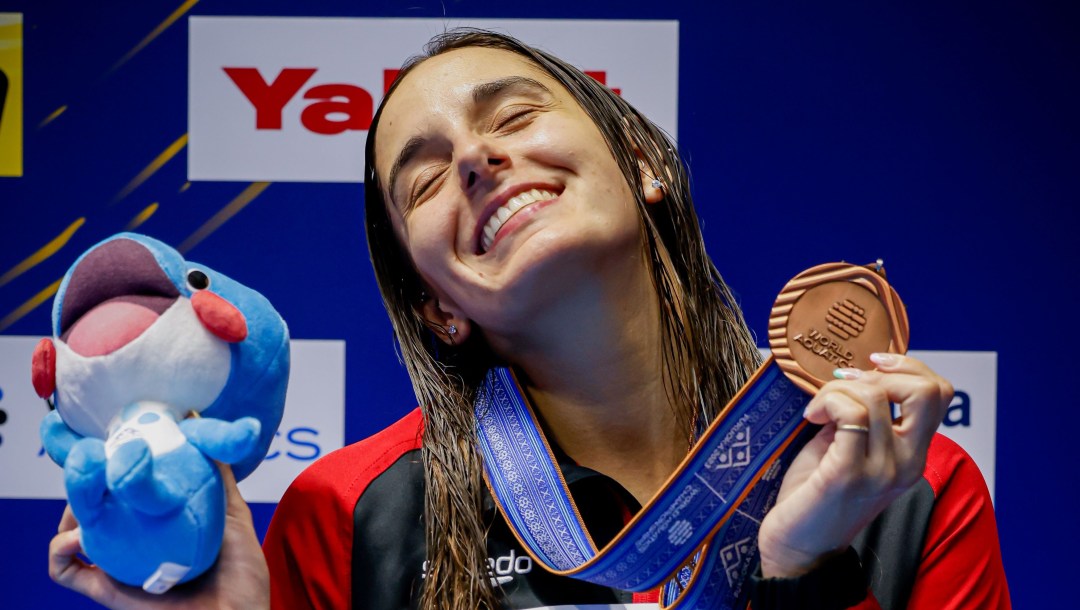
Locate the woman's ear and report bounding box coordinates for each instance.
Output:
[416,291,470,345]
[624,117,667,204]
[637,157,666,204]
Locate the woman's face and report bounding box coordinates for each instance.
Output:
[374,47,643,337]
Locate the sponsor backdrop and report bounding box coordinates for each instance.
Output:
[0,2,1075,608]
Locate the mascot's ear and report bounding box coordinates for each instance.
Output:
[32,338,56,398]
[415,289,470,346]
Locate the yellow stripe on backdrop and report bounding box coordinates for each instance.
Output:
[178,182,272,254]
[0,277,61,332]
[0,180,269,331]
[38,104,66,129]
[113,133,188,203]
[0,218,86,288]
[124,203,159,231]
[107,0,201,75]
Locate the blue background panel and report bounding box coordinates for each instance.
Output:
[0,1,1077,607]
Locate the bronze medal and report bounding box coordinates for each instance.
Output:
[768,262,910,394]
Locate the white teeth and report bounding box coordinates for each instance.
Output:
[480,189,558,253]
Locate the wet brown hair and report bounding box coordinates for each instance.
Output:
[364,29,762,609]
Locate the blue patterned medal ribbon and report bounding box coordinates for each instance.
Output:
[474,359,817,609]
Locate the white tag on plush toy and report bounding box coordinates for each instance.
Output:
[142,561,192,594]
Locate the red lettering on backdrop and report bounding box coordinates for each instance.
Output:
[223,67,317,129]
[223,66,618,135]
[584,71,621,96]
[384,69,400,95]
[301,84,374,134]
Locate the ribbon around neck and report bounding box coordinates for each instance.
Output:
[475,262,907,608]
[475,360,819,609]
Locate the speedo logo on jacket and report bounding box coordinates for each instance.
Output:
[421,549,534,586]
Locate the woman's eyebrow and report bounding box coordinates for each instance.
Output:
[471,76,552,104]
[388,135,426,206]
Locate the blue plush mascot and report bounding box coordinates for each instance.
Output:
[31,233,290,593]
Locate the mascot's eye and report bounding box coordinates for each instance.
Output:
[187,269,210,291]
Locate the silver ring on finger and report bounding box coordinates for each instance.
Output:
[836,424,870,434]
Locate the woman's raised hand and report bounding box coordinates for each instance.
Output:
[757,353,953,578]
[48,463,270,609]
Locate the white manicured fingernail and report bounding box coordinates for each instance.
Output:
[870,352,899,366]
[833,368,862,380]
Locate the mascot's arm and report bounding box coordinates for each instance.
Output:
[180,417,262,466]
[40,412,114,524]
[106,439,187,515]
[63,438,109,528]
[40,410,82,466]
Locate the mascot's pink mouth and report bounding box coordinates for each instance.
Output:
[65,295,176,357]
[58,238,181,358]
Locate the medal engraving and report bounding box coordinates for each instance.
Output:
[769,263,909,394]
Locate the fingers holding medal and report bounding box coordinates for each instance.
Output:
[758,262,952,577]
[829,353,952,480]
[807,354,952,494]
[804,369,896,489]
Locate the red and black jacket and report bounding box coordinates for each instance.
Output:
[263,408,1010,609]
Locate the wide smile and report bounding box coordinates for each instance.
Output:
[475,184,563,254]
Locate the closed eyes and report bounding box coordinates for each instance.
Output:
[404,101,549,210]
[492,105,538,132]
[408,165,449,210]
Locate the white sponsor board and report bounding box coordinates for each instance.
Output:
[238,339,345,502]
[1,335,995,503]
[757,349,998,499]
[0,336,345,503]
[910,350,997,500]
[188,17,679,182]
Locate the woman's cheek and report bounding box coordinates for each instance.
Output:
[403,219,450,273]
[516,122,580,164]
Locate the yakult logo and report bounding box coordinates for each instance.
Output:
[223,67,384,135]
[189,17,679,182]
[223,67,621,136]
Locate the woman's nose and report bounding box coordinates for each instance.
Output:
[466,157,506,188]
[458,138,510,191]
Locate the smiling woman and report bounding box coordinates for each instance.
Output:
[47,28,1009,610]
[355,31,765,609]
